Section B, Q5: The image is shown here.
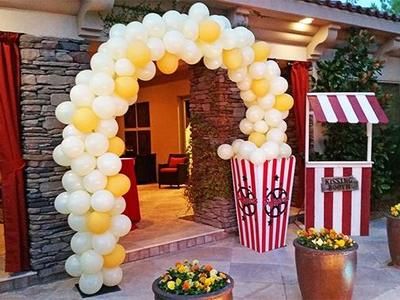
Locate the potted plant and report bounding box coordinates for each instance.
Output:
[152,260,234,300]
[387,203,400,268]
[293,228,358,300]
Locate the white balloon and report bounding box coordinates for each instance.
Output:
[211,15,231,29]
[61,136,85,158]
[238,141,257,160]
[55,101,76,124]
[63,124,86,141]
[266,128,285,143]
[261,141,280,160]
[110,214,132,237]
[163,10,184,30]
[244,100,257,108]
[107,37,128,60]
[71,153,97,176]
[92,96,117,119]
[65,254,81,277]
[239,118,253,135]
[68,190,91,215]
[258,94,276,110]
[147,37,165,61]
[250,148,267,165]
[92,231,117,255]
[127,95,138,105]
[80,250,104,274]
[96,119,119,138]
[111,197,126,215]
[220,29,237,50]
[115,58,135,76]
[246,105,264,123]
[248,62,267,79]
[228,67,247,83]
[90,53,114,75]
[278,120,288,132]
[181,41,202,65]
[234,26,255,48]
[163,30,185,54]
[237,77,252,91]
[71,232,92,255]
[203,56,222,70]
[85,132,109,157]
[103,267,123,287]
[53,145,71,167]
[232,139,244,154]
[182,18,199,40]
[75,70,93,85]
[241,46,255,66]
[188,2,209,22]
[201,42,222,59]
[126,21,148,42]
[253,120,269,133]
[109,24,126,38]
[240,90,257,102]
[142,13,166,38]
[70,84,95,108]
[264,108,283,128]
[217,144,234,160]
[265,60,281,78]
[89,72,115,96]
[98,42,111,56]
[280,143,292,158]
[62,170,83,192]
[97,153,122,176]
[83,170,107,193]
[281,110,289,119]
[114,96,129,116]
[68,213,88,232]
[54,192,70,214]
[136,62,156,81]
[270,77,288,95]
[79,273,103,295]
[91,190,115,212]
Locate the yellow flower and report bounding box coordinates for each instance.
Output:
[176,278,182,286]
[167,281,176,290]
[335,239,346,248]
[204,278,212,286]
[178,265,187,273]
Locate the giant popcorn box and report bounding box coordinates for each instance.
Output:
[231,156,296,253]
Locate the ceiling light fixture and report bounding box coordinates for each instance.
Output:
[299,17,314,24]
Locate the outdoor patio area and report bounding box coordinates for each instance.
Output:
[1,218,398,300]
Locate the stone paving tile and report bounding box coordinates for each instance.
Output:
[1,218,400,300]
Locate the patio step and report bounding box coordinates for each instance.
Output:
[0,271,38,293]
[124,229,230,263]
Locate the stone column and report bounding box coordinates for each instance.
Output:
[20,34,90,279]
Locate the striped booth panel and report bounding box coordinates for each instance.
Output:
[305,165,371,236]
[231,156,296,253]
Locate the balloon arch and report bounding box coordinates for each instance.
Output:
[52,2,294,295]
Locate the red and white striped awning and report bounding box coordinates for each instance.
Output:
[307,93,389,124]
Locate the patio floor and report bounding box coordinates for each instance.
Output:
[1,217,399,299]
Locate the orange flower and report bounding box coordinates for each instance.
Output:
[182,280,191,291]
[204,264,213,272]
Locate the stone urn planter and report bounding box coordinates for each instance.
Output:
[293,231,358,300]
[386,213,400,268]
[152,275,234,300]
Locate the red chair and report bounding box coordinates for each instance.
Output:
[158,154,188,188]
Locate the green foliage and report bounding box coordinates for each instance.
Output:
[184,114,232,209]
[314,28,398,209]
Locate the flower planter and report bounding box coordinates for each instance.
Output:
[293,239,358,300]
[152,275,234,300]
[386,214,400,268]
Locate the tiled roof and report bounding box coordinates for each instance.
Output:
[300,0,400,22]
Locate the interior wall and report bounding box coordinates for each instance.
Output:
[136,79,190,166]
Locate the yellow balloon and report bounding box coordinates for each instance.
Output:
[222,49,242,70]
[274,93,294,111]
[106,174,131,197]
[127,41,151,68]
[72,107,99,133]
[248,132,266,147]
[251,79,269,97]
[252,41,270,62]
[198,19,221,43]
[156,52,179,74]
[115,76,139,99]
[103,244,126,268]
[108,136,125,156]
[87,211,111,234]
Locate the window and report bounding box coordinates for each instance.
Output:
[124,102,151,156]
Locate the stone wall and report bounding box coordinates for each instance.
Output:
[20,34,90,278]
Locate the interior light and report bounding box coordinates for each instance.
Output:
[299,17,314,24]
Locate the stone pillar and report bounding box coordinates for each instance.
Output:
[20,34,90,278]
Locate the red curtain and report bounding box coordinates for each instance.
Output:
[290,62,310,208]
[0,32,30,272]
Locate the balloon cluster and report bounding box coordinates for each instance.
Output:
[52,2,292,294]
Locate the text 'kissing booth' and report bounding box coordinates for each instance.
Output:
[305,92,389,235]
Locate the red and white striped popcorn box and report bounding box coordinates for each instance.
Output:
[231,156,296,253]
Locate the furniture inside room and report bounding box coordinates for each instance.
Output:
[158,154,189,188]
